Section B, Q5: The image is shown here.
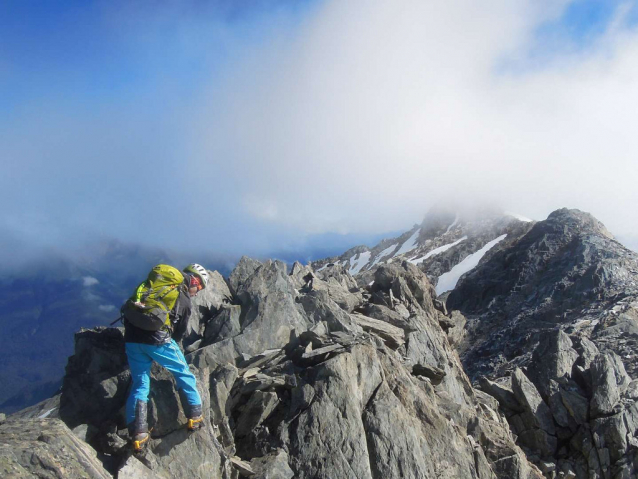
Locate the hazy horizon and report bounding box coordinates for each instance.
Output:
[2,0,638,265]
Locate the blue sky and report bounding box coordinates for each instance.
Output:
[2,0,638,264]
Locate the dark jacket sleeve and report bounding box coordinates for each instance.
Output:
[170,289,192,344]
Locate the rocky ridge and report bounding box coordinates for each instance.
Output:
[1,258,542,478]
[4,207,638,478]
[447,208,638,478]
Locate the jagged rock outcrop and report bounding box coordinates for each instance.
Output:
[474,335,638,478]
[448,208,638,381]
[0,418,112,478]
[445,208,638,478]
[5,256,543,478]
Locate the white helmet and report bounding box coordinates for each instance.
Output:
[183,263,210,289]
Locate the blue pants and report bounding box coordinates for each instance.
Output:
[125,339,202,424]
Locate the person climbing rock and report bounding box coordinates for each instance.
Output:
[121,263,210,452]
[303,271,315,291]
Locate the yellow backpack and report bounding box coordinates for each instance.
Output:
[121,264,185,331]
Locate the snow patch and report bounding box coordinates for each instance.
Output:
[505,211,533,222]
[349,251,371,275]
[38,407,57,419]
[436,234,507,295]
[444,215,459,235]
[409,236,467,265]
[371,243,398,266]
[83,276,99,287]
[394,229,421,257]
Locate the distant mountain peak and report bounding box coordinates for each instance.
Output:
[313,205,534,288]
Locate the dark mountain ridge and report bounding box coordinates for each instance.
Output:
[448,208,638,380]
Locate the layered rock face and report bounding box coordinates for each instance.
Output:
[1,258,541,478]
[448,209,638,478]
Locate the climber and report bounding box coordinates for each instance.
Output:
[303,271,315,291]
[122,263,210,453]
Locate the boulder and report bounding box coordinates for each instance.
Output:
[412,363,447,385]
[204,304,242,345]
[298,290,363,334]
[350,313,405,349]
[0,418,111,479]
[228,256,263,296]
[210,364,239,448]
[528,330,579,398]
[235,391,279,438]
[479,376,524,413]
[591,413,627,463]
[315,263,359,291]
[250,449,294,479]
[445,310,467,347]
[511,368,556,437]
[289,261,314,289]
[59,327,129,429]
[560,387,589,426]
[590,354,622,418]
[310,278,364,313]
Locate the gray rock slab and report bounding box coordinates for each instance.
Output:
[511,368,556,435]
[350,313,405,349]
[590,354,622,418]
[479,376,524,413]
[204,304,242,345]
[250,449,294,479]
[0,418,111,479]
[529,330,579,398]
[235,391,279,438]
[299,290,363,334]
[560,388,589,425]
[210,364,239,448]
[412,363,446,385]
[231,456,255,476]
[229,256,263,296]
[591,413,627,463]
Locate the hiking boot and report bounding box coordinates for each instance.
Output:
[129,400,150,453]
[187,415,204,431]
[186,403,204,431]
[132,432,150,453]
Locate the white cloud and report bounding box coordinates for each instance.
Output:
[99,304,116,312]
[188,0,638,245]
[83,276,99,287]
[3,1,638,259]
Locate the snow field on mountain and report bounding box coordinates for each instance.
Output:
[394,229,421,257]
[505,211,533,222]
[435,234,507,295]
[371,243,398,267]
[409,236,468,265]
[444,215,459,234]
[348,251,372,275]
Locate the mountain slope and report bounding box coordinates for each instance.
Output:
[445,208,638,478]
[313,205,535,295]
[448,208,638,380]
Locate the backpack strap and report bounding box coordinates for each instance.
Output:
[155,285,179,309]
